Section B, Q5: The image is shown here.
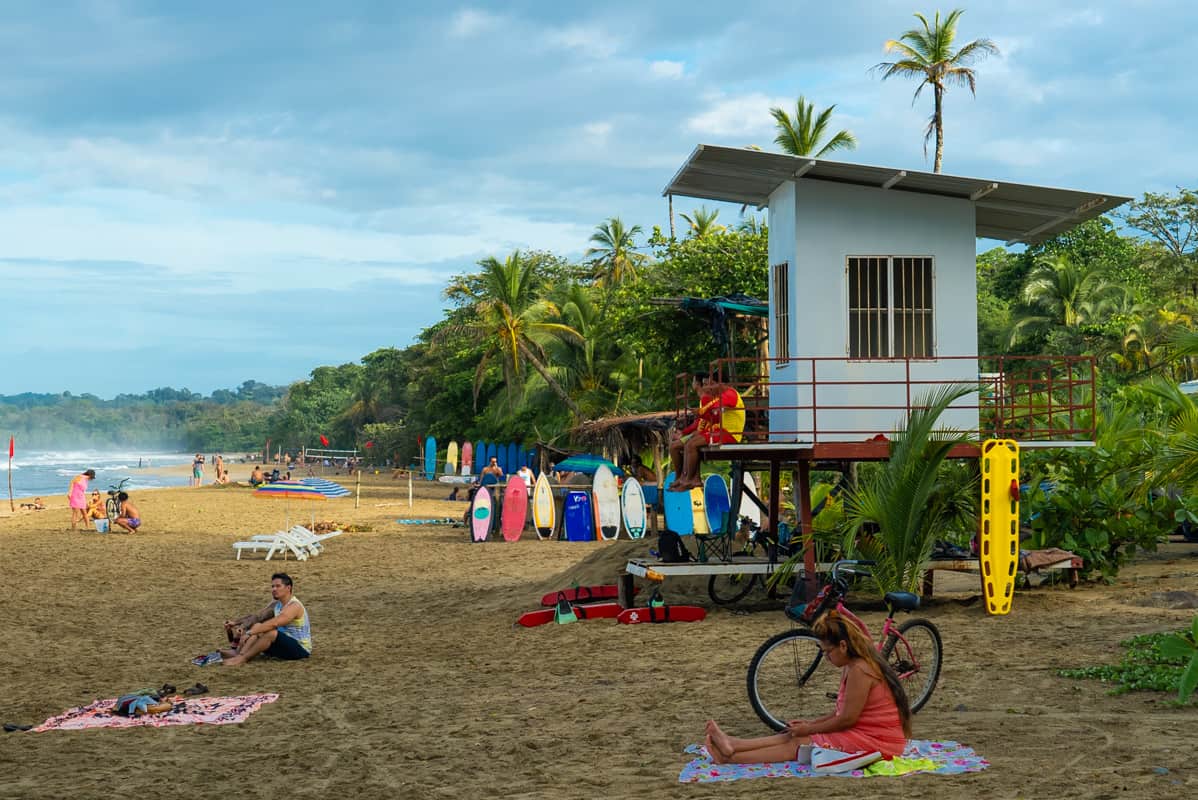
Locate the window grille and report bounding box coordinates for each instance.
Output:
[772,262,790,365]
[847,256,934,359]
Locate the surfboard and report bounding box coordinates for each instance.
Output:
[500,476,528,542]
[621,477,647,540]
[616,605,707,624]
[509,443,520,476]
[662,471,693,535]
[485,442,498,472]
[471,440,483,474]
[539,585,628,606]
[517,602,622,628]
[740,472,761,528]
[437,475,474,484]
[690,486,709,535]
[445,441,459,476]
[592,464,620,541]
[424,436,437,481]
[563,490,595,542]
[460,441,473,475]
[532,472,556,540]
[704,474,731,536]
[470,486,492,543]
[980,439,1020,615]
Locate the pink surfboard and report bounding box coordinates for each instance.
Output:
[461,441,473,475]
[500,476,528,542]
[471,486,492,543]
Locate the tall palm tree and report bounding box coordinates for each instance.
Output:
[875,9,998,172]
[1007,255,1120,347]
[585,218,647,286]
[680,206,726,238]
[769,96,857,158]
[443,250,583,417]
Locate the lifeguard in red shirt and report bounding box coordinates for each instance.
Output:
[668,375,744,491]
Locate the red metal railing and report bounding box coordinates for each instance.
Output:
[674,355,1096,444]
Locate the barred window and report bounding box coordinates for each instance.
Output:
[772,262,790,366]
[847,256,934,359]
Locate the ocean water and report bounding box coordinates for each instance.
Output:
[0,450,197,499]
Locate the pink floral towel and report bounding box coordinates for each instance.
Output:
[33,693,279,732]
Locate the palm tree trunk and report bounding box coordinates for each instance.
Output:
[516,340,583,417]
[933,86,945,173]
[668,194,675,239]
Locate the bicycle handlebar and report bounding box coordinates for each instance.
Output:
[830,559,876,582]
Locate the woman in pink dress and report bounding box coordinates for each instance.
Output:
[68,469,96,531]
[704,609,912,771]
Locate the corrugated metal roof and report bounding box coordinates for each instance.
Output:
[663,144,1132,245]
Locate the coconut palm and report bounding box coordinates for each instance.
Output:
[442,250,583,417]
[585,217,647,286]
[841,384,977,594]
[680,206,726,238]
[1007,255,1121,347]
[875,9,998,172]
[769,96,857,158]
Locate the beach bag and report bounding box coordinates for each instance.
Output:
[114,692,170,717]
[657,530,693,563]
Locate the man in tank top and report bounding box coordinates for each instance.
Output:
[220,573,312,666]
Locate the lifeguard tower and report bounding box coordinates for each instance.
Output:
[643,145,1131,594]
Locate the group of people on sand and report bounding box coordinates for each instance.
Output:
[67,468,142,533]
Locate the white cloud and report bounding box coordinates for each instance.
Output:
[448,8,498,38]
[544,23,620,59]
[649,59,684,79]
[582,121,613,140]
[685,92,788,138]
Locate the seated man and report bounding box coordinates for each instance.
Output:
[249,465,266,487]
[220,573,311,667]
[669,375,744,491]
[113,491,142,532]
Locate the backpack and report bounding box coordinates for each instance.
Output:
[657,530,693,563]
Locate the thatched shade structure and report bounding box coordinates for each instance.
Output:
[571,411,678,477]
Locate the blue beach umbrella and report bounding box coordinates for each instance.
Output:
[299,477,351,497]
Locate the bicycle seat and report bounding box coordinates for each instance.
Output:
[883,591,921,612]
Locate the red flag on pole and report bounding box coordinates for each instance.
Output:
[7,436,12,458]
[364,440,374,448]
[319,434,330,447]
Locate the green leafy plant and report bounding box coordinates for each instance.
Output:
[1059,625,1198,703]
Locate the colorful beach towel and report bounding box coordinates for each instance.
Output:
[679,739,988,783]
[33,693,278,732]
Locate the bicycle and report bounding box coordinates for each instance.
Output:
[745,559,942,731]
[706,518,794,605]
[105,478,130,525]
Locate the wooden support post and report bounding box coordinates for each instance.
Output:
[768,460,781,548]
[727,462,745,537]
[618,572,636,608]
[797,459,817,598]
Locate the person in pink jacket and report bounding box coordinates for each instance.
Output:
[704,609,911,772]
[68,469,96,531]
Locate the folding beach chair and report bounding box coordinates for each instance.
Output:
[232,532,309,561]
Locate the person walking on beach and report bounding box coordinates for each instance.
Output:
[191,454,204,487]
[68,469,96,531]
[220,573,312,667]
[113,491,142,533]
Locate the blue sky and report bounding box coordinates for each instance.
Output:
[1,1,1193,397]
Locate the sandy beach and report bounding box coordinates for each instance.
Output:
[1,474,1196,799]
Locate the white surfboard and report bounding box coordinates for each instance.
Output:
[621,476,647,540]
[532,471,556,540]
[592,464,621,541]
[740,472,762,529]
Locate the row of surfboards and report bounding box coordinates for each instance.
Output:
[467,463,763,543]
[422,436,534,482]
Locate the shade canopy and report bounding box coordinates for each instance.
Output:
[553,454,624,477]
[663,144,1132,245]
[253,481,327,501]
[300,477,351,497]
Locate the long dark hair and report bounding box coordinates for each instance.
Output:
[812,610,912,737]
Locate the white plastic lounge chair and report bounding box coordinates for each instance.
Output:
[232,532,309,561]
[288,525,343,549]
[247,528,323,558]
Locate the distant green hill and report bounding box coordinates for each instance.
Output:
[0,381,286,451]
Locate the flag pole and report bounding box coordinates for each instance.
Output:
[7,436,14,512]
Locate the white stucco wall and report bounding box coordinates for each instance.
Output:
[767,179,979,441]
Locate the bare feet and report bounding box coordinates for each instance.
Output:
[221,655,245,667]
[705,720,734,761]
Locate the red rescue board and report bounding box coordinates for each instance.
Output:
[540,585,635,607]
[516,602,622,628]
[616,605,707,624]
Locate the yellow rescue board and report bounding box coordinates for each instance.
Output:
[690,486,709,535]
[980,439,1020,615]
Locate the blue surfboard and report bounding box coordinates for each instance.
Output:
[507,442,519,476]
[473,440,485,474]
[485,442,497,471]
[703,474,731,536]
[499,441,511,474]
[563,490,595,542]
[424,436,437,481]
[662,471,693,535]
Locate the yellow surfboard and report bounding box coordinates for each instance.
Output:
[445,441,459,476]
[980,439,1020,615]
[690,486,709,535]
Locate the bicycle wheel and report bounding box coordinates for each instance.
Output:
[746,628,840,731]
[708,572,758,605]
[882,618,942,713]
[105,497,119,524]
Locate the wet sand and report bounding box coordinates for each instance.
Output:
[1,474,1196,798]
